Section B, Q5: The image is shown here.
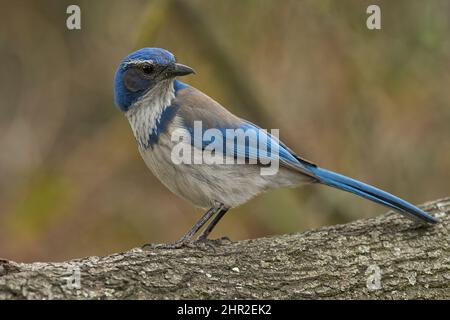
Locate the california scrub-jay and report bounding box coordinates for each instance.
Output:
[113,48,438,248]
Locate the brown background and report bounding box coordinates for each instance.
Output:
[0,0,449,262]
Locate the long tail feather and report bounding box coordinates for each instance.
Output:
[307,166,438,224]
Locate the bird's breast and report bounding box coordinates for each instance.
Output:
[125,87,177,149]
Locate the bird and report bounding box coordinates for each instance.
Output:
[113,48,438,249]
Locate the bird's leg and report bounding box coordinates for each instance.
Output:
[142,206,219,250]
[195,206,232,246]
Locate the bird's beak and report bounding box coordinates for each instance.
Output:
[167,63,195,77]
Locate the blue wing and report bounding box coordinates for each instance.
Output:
[173,83,316,176]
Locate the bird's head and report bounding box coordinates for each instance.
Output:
[114,48,194,112]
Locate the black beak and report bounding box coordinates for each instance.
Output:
[167,63,195,77]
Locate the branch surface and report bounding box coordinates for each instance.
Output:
[1,197,449,299]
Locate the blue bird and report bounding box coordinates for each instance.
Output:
[114,48,438,248]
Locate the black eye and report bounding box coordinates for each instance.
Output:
[141,64,154,75]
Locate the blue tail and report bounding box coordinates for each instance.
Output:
[307,166,438,224]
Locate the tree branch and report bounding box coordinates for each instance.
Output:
[1,197,449,299]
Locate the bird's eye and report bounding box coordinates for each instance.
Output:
[141,64,154,75]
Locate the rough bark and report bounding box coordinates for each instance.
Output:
[0,197,449,300]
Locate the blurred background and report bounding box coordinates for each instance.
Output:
[0,0,449,262]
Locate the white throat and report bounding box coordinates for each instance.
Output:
[125,80,175,148]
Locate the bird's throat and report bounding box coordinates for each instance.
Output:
[125,80,176,149]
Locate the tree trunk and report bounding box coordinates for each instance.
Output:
[0,197,449,299]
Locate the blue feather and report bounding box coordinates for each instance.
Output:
[174,80,190,92]
[306,166,438,224]
[184,121,301,166]
[148,105,180,147]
